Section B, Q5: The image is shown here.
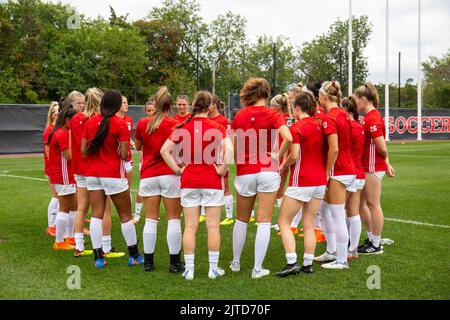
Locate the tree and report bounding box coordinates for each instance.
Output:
[423,50,450,108]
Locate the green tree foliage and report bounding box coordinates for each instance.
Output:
[423,50,450,108]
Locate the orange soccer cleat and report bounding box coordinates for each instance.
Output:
[46,225,56,237]
[53,241,75,250]
[315,228,326,243]
[65,237,76,246]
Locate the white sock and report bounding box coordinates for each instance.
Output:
[286,252,297,265]
[143,219,158,254]
[185,254,195,269]
[167,219,182,254]
[134,202,143,216]
[290,208,302,228]
[372,235,381,248]
[121,220,137,247]
[348,215,362,252]
[201,206,206,216]
[303,253,314,267]
[232,219,248,263]
[89,218,103,250]
[102,235,112,253]
[66,211,76,238]
[55,212,69,243]
[367,231,374,242]
[251,210,255,218]
[224,195,234,219]
[75,233,84,251]
[254,222,271,271]
[48,197,58,226]
[208,251,220,270]
[345,215,351,232]
[276,198,282,208]
[315,214,322,228]
[319,201,336,254]
[329,204,349,264]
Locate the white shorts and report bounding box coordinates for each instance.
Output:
[139,175,181,198]
[347,179,366,193]
[181,188,225,208]
[285,185,326,202]
[74,174,87,188]
[330,175,357,191]
[85,177,129,196]
[124,161,133,174]
[366,171,385,181]
[55,184,76,196]
[234,172,281,197]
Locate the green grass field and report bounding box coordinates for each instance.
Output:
[0,141,449,300]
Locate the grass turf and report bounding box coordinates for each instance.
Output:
[0,140,449,300]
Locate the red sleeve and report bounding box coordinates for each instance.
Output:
[367,117,384,139]
[119,121,130,142]
[59,130,70,151]
[43,129,49,145]
[291,125,301,144]
[134,119,144,141]
[323,116,337,136]
[272,111,286,129]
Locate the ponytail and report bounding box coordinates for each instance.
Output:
[342,96,359,120]
[48,101,76,144]
[175,91,212,129]
[147,87,173,134]
[354,81,379,108]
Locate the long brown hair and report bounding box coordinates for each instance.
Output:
[354,81,380,108]
[175,91,212,129]
[146,87,173,134]
[294,92,317,117]
[342,96,359,120]
[240,78,271,107]
[321,80,342,105]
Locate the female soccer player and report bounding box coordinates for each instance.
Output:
[116,95,135,185]
[230,78,292,279]
[82,90,143,268]
[276,91,327,277]
[44,102,59,236]
[354,82,395,255]
[48,104,77,250]
[342,96,365,259]
[173,94,191,122]
[134,87,185,273]
[315,81,356,270]
[208,95,234,226]
[67,91,85,113]
[161,91,233,281]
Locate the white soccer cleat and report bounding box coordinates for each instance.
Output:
[229,261,241,272]
[271,224,280,231]
[321,261,349,270]
[314,251,337,263]
[208,268,225,279]
[182,268,195,280]
[251,268,270,279]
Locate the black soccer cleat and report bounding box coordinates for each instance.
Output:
[144,263,155,272]
[170,262,185,273]
[300,264,314,274]
[357,238,370,251]
[144,253,154,272]
[275,263,301,277]
[357,241,384,255]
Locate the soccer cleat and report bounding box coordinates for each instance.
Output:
[53,241,75,250]
[65,237,76,246]
[144,264,154,272]
[170,262,185,273]
[208,268,225,279]
[95,258,106,268]
[46,225,56,236]
[229,261,241,272]
[300,264,314,274]
[144,253,154,272]
[275,263,301,278]
[199,215,206,223]
[128,255,145,266]
[357,241,384,255]
[182,268,195,280]
[321,261,349,270]
[347,248,359,260]
[249,216,255,223]
[271,224,280,231]
[357,238,371,251]
[220,218,235,226]
[314,251,337,263]
[104,248,126,259]
[83,228,90,236]
[251,268,270,279]
[74,249,94,257]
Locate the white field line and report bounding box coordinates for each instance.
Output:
[390,154,450,159]
[1,173,449,230]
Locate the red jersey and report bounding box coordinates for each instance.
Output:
[210,114,230,130]
[170,117,226,190]
[231,106,286,176]
[350,120,365,179]
[323,107,356,176]
[119,115,133,162]
[135,116,180,179]
[289,117,327,187]
[43,124,54,176]
[362,109,387,173]
[82,114,130,178]
[70,112,89,175]
[315,106,326,124]
[174,113,190,123]
[277,113,289,163]
[48,127,74,185]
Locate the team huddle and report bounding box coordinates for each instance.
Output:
[43,77,395,280]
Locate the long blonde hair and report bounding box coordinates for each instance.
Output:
[84,88,103,118]
[354,81,380,108]
[270,93,292,117]
[147,87,173,134]
[46,102,59,128]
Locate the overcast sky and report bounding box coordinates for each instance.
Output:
[48,0,450,85]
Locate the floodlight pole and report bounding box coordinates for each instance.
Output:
[417,0,423,140]
[348,0,353,96]
[385,0,390,141]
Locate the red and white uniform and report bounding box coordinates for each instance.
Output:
[285,117,327,202]
[174,113,190,123]
[231,106,286,197]
[135,116,181,198]
[43,124,54,177]
[348,120,366,192]
[120,115,134,173]
[70,112,90,187]
[170,117,226,207]
[362,109,387,174]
